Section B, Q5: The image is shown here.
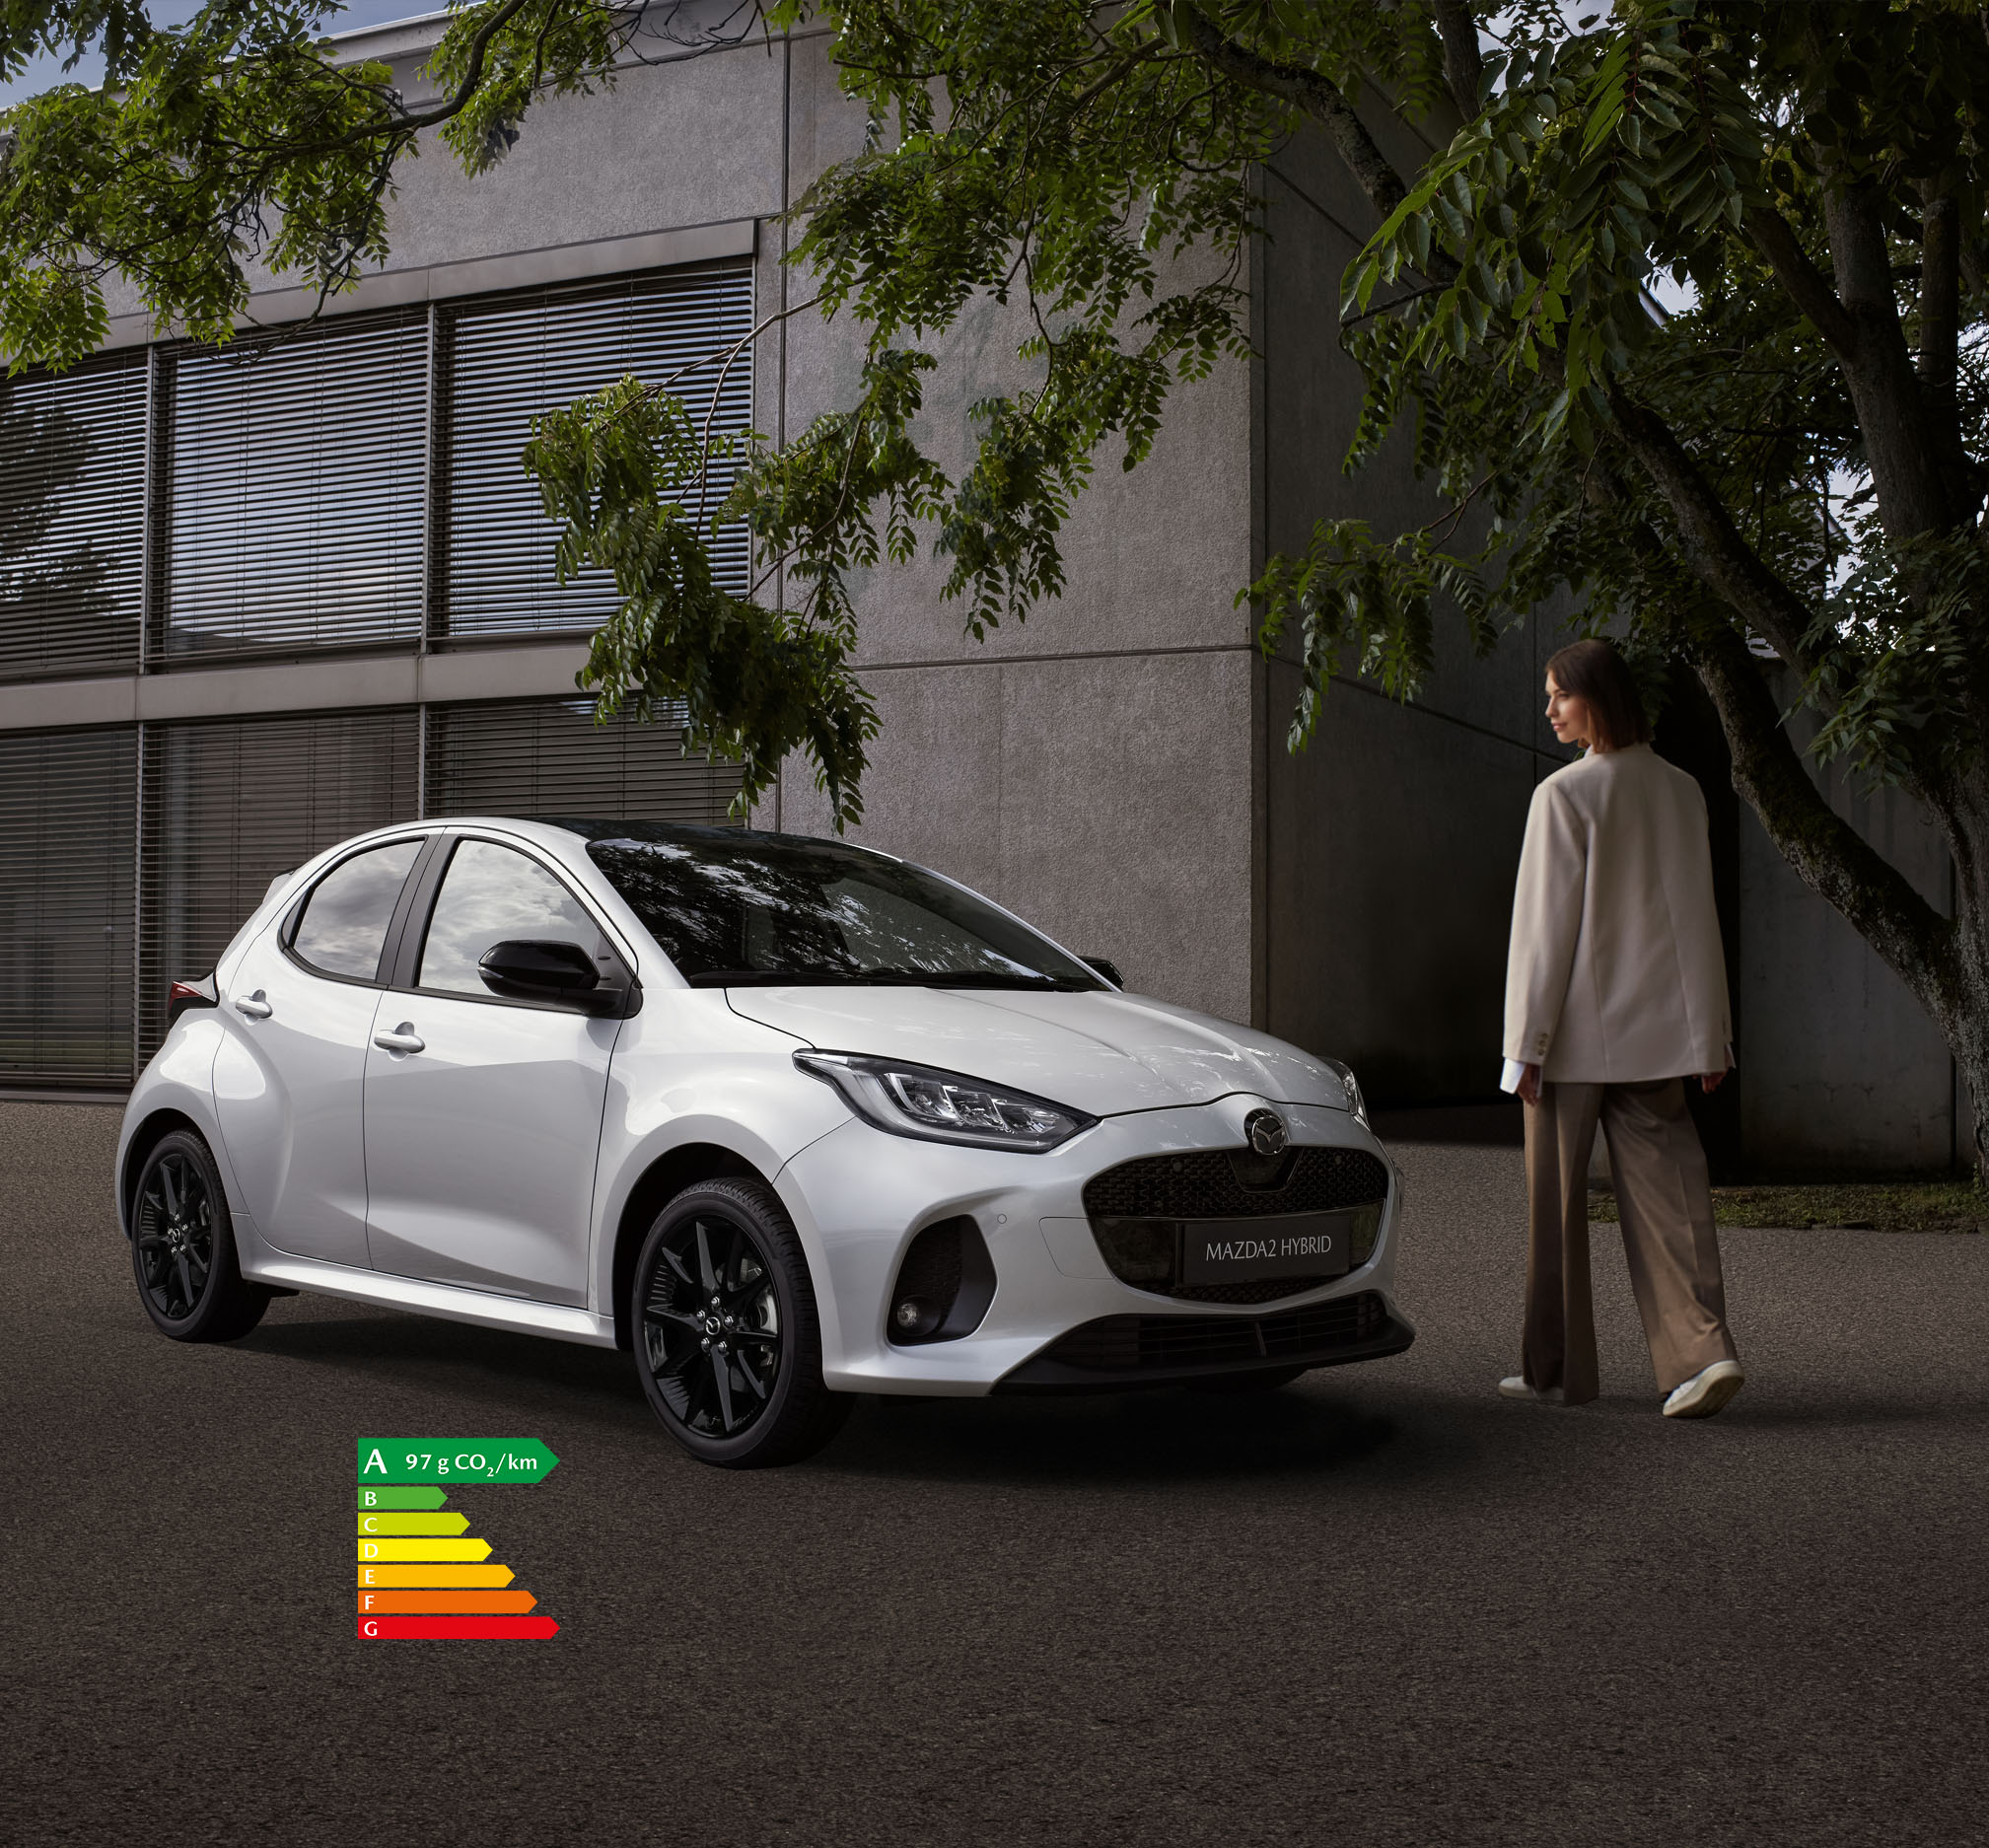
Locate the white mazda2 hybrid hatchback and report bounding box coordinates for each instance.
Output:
[116,818,1413,1465]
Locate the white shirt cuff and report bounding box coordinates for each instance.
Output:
[1500,1058,1527,1095]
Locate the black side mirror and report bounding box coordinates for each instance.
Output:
[478,939,602,1004]
[1083,957,1124,989]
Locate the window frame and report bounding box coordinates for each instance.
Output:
[389,830,640,1018]
[280,833,440,989]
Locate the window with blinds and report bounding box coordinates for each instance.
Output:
[0,354,148,681]
[162,311,429,660]
[441,262,755,642]
[425,696,745,824]
[0,728,137,1086]
[138,708,418,1055]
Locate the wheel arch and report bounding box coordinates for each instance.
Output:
[609,1142,770,1351]
[118,1108,208,1239]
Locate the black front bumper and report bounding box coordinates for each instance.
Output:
[992,1289,1415,1394]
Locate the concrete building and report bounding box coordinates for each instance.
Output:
[0,9,1965,1171]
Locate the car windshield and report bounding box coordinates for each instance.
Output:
[583,831,1103,989]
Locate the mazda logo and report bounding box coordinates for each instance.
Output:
[1244,1108,1288,1158]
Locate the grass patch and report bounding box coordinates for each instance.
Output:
[1588,1179,1986,1233]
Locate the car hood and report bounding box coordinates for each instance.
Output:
[723,986,1354,1117]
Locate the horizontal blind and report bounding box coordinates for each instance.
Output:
[426,697,744,825]
[138,708,418,1056]
[443,263,754,642]
[164,312,428,661]
[0,354,147,681]
[0,728,137,1086]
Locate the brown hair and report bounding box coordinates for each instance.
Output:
[1544,638,1652,750]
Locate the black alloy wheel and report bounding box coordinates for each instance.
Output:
[631,1177,849,1468]
[131,1129,270,1342]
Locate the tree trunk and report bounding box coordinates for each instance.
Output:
[1942,980,1989,1185]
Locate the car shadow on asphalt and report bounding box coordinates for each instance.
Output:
[238,1310,648,1414]
[235,1307,1465,1484]
[819,1385,1438,1487]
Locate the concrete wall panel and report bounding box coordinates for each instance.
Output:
[1264,665,1533,1099]
[1740,758,1957,1172]
[783,650,1256,1025]
[381,47,786,270]
[1258,124,1559,1102]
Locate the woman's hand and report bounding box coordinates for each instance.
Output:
[1517,1062,1543,1104]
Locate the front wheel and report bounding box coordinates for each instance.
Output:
[630,1178,850,1468]
[131,1130,270,1342]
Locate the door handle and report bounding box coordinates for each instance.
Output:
[373,1025,425,1054]
[234,990,272,1019]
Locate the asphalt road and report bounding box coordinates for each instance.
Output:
[4,1100,1986,1847]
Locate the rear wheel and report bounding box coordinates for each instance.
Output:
[131,1130,270,1342]
[630,1178,850,1468]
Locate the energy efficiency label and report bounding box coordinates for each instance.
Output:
[356,1440,562,1640]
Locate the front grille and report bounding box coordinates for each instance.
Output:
[1083,1145,1390,1221]
[1012,1291,1396,1380]
[1082,1144,1390,1303]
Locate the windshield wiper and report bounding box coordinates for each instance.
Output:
[683,966,1096,990]
[684,968,856,987]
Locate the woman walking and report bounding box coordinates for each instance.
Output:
[1501,639,1744,1418]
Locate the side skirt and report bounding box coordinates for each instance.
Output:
[246,1254,618,1349]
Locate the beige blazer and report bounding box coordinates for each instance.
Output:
[1504,744,1732,1082]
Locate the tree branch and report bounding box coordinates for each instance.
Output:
[1429,0,1482,122]
[1743,204,1856,356]
[1822,178,1957,539]
[1918,189,1960,407]
[1173,2,1408,222]
[1602,382,1820,676]
[280,0,543,161]
[1684,620,1956,1024]
[1914,184,1978,516]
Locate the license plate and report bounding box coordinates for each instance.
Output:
[1178,1212,1355,1286]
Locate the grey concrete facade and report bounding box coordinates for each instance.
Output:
[1256,108,1572,1103]
[1738,699,1969,1173]
[16,11,1967,1166]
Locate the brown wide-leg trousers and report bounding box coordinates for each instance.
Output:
[1523,1078,1740,1402]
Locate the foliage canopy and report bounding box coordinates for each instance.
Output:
[7,0,1989,1165]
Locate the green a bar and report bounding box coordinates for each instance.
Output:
[355,1440,561,1484]
[356,1486,450,1511]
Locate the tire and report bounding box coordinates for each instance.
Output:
[629,1177,851,1468]
[1186,1366,1310,1395]
[131,1129,271,1343]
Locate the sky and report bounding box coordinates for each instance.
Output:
[0,1,438,107]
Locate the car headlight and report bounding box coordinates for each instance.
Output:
[1323,1057,1368,1127]
[794,1051,1097,1153]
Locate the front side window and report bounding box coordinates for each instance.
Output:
[290,839,422,980]
[584,831,1101,990]
[418,839,601,996]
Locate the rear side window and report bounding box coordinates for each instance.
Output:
[289,839,422,980]
[417,839,601,996]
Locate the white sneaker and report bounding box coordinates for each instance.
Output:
[1663,1359,1744,1419]
[1498,1376,1564,1403]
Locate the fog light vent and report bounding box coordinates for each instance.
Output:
[888,1216,996,1345]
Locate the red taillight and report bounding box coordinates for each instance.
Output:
[166,977,218,1026]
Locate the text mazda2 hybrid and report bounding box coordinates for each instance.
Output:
[116,818,1413,1465]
